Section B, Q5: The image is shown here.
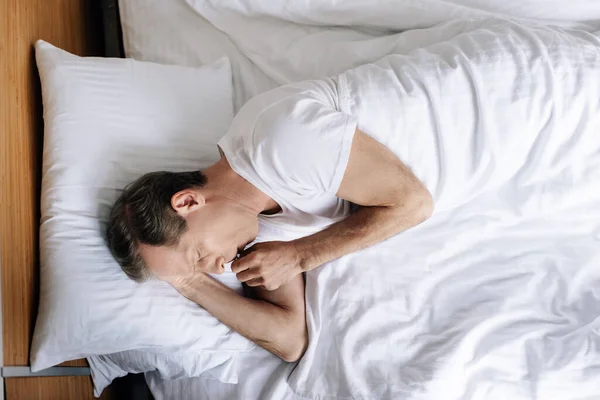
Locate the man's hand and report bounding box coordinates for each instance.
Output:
[249,129,432,279]
[232,241,304,291]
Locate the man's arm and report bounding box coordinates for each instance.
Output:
[295,129,433,270]
[233,129,433,289]
[171,273,307,362]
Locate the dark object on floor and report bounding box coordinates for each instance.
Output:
[111,373,154,400]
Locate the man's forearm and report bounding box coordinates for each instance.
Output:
[294,203,431,271]
[175,274,305,361]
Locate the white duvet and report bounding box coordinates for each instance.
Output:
[293,21,600,400]
[123,1,600,399]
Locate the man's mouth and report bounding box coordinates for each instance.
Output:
[232,241,252,262]
[230,248,243,262]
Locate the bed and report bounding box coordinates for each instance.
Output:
[3,0,600,399]
[115,1,600,399]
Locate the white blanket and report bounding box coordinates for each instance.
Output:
[133,1,600,399]
[295,23,600,399]
[336,21,600,211]
[187,0,600,103]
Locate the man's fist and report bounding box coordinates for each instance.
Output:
[232,241,304,290]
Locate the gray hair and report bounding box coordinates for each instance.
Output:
[106,170,207,282]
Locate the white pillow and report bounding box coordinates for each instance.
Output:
[87,270,246,395]
[87,271,246,396]
[88,347,239,396]
[31,41,254,376]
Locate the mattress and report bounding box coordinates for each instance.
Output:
[118,1,600,399]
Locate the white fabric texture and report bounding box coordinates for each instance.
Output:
[292,23,600,399]
[88,348,239,396]
[186,0,600,93]
[88,261,246,395]
[337,22,600,212]
[118,1,600,399]
[88,266,245,396]
[218,78,356,234]
[31,41,254,385]
[145,347,302,400]
[119,0,276,112]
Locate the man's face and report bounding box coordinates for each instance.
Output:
[139,201,255,280]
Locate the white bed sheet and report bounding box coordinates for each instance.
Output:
[119,0,277,112]
[118,1,600,399]
[145,347,302,400]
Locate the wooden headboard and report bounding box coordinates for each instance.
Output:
[0,0,112,398]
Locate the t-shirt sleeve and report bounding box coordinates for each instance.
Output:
[249,89,358,196]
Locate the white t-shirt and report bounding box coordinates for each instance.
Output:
[220,22,600,230]
[218,78,358,234]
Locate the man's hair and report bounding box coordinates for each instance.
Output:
[106,171,207,282]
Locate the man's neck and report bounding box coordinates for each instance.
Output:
[201,158,280,215]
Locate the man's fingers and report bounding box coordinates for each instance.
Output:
[246,279,279,291]
[239,244,259,257]
[231,257,252,273]
[236,269,258,283]
[232,249,263,273]
[231,261,245,274]
[245,278,264,287]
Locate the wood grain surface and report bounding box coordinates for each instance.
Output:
[1,0,104,398]
[0,0,101,367]
[5,376,114,400]
[59,359,90,368]
[0,0,103,400]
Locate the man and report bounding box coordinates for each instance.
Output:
[107,78,434,362]
[108,20,598,362]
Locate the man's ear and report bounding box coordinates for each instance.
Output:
[171,189,205,217]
